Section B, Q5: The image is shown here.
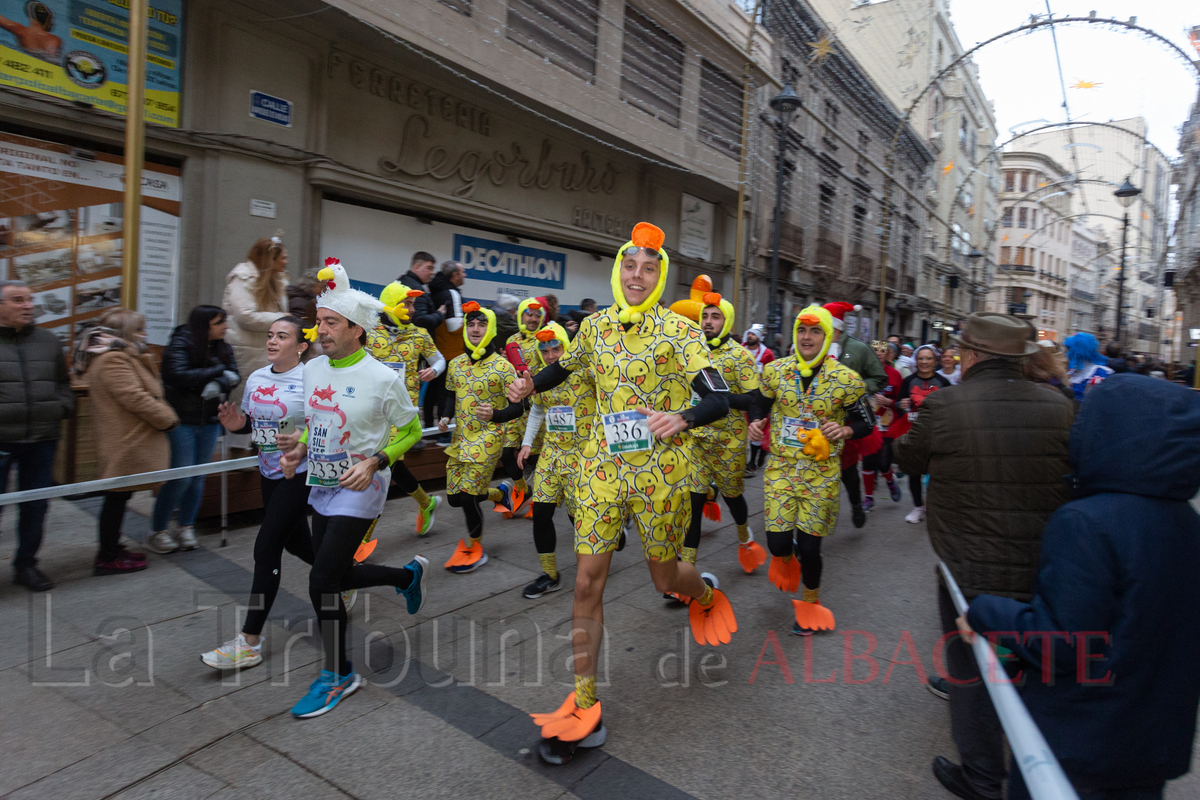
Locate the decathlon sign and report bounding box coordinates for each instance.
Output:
[454,234,566,289]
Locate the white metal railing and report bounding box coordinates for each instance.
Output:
[939,561,1079,800]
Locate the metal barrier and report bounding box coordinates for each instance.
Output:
[939,561,1079,800]
[0,424,454,509]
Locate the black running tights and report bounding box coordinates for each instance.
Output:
[685,491,748,550]
[764,529,823,590]
[309,512,414,675]
[243,473,314,637]
[841,464,862,506]
[910,474,924,508]
[448,491,488,540]
[390,461,420,495]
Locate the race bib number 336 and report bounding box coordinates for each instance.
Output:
[602,410,651,455]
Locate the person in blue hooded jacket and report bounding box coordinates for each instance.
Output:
[960,373,1200,800]
[1063,332,1113,402]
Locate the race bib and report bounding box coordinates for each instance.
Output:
[602,410,651,455]
[547,405,576,433]
[307,451,351,487]
[780,414,818,448]
[251,419,279,452]
[383,361,407,381]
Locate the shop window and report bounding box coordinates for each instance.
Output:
[508,0,601,80]
[698,60,741,157]
[620,5,685,127]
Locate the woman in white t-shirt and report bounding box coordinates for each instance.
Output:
[201,316,312,671]
[938,348,962,385]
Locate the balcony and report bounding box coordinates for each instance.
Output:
[848,253,874,282]
[999,263,1034,273]
[778,222,804,261]
[816,237,843,270]
[1071,288,1095,302]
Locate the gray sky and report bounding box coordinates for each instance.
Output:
[947,0,1198,158]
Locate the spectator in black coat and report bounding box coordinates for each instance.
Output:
[1104,342,1129,373]
[0,280,74,591]
[963,374,1200,800]
[398,251,446,332]
[148,306,239,555]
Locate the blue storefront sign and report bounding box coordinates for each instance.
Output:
[454,234,566,290]
[249,90,292,127]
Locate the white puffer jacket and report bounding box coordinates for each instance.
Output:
[222,261,288,403]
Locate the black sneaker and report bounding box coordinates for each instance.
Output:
[851,503,866,528]
[14,565,53,592]
[926,675,950,700]
[523,573,562,599]
[538,718,607,765]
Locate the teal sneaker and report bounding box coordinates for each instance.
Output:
[416,496,441,537]
[290,668,361,719]
[397,555,429,615]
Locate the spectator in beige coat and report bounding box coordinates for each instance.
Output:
[76,309,178,576]
[222,237,290,404]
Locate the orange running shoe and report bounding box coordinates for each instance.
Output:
[444,539,488,573]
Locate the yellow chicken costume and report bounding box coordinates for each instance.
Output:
[367,284,440,406]
[529,324,596,513]
[758,305,866,632]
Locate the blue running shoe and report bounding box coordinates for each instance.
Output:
[397,555,429,615]
[494,479,514,513]
[290,668,361,718]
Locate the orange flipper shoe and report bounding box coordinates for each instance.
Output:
[702,500,722,521]
[768,555,801,592]
[538,699,603,742]
[492,480,515,514]
[530,692,578,727]
[444,539,488,573]
[664,592,692,606]
[792,598,836,632]
[353,538,378,563]
[523,503,534,519]
[505,486,526,520]
[738,541,767,573]
[688,576,738,646]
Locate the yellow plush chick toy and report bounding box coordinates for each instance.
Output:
[798,427,831,461]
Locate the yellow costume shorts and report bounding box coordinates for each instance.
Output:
[532,447,578,512]
[762,453,841,537]
[572,444,691,561]
[687,430,747,498]
[446,454,502,497]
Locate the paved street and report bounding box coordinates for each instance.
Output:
[2,474,1197,800]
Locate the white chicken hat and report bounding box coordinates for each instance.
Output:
[310,257,407,339]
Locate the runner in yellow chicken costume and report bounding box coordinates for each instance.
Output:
[681,291,768,577]
[364,284,445,536]
[438,302,519,573]
[508,222,738,765]
[747,306,874,636]
[510,322,597,598]
[495,297,549,516]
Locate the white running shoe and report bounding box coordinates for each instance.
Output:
[700,571,719,590]
[144,531,179,554]
[905,506,926,524]
[201,633,263,670]
[342,589,358,612]
[177,525,199,551]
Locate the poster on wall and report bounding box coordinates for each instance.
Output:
[320,199,613,311]
[0,0,184,127]
[0,131,181,346]
[678,193,714,262]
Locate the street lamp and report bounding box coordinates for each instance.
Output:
[767,85,802,349]
[1113,177,1141,346]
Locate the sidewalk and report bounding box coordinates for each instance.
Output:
[2,476,1197,799]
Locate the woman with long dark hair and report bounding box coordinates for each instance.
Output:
[223,237,289,404]
[146,305,240,553]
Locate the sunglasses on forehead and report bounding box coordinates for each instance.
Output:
[621,246,662,261]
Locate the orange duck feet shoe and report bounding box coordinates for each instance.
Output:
[688,579,738,646]
[768,555,801,593]
[792,598,836,632]
[737,540,767,573]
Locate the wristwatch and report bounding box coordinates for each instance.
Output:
[373,452,390,471]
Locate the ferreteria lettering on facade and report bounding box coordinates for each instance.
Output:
[328,50,492,136]
[378,115,620,199]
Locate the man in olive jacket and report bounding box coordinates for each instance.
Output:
[894,312,1073,800]
[0,281,75,591]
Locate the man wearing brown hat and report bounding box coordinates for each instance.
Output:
[894,313,1074,800]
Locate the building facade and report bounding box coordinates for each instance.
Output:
[1067,222,1112,338]
[987,152,1072,340]
[1175,87,1200,367]
[801,0,1000,342]
[0,0,774,345]
[745,0,933,347]
[1012,119,1174,354]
